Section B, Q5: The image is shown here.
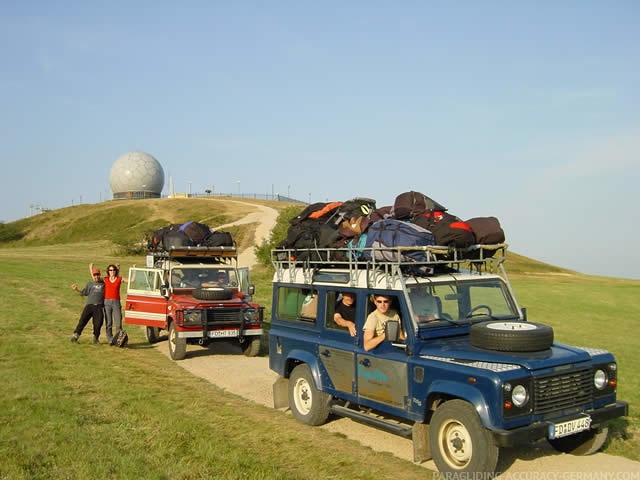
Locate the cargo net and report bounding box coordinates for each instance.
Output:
[271,243,508,277]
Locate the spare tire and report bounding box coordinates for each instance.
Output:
[470,321,553,352]
[192,287,232,301]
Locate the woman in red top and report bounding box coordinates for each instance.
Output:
[91,263,128,344]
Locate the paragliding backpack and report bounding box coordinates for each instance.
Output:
[363,219,436,263]
[412,211,476,248]
[392,191,447,220]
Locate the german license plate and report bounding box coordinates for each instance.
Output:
[549,416,591,439]
[209,329,239,338]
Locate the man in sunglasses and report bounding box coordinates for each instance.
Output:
[70,267,105,344]
[363,294,405,351]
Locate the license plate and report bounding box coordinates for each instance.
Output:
[549,416,591,439]
[208,329,239,338]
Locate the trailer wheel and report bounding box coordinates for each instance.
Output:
[430,399,499,474]
[548,426,609,455]
[288,364,330,426]
[470,321,553,352]
[168,322,187,360]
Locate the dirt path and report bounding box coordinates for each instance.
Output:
[154,202,640,476]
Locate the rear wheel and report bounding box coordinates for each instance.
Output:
[548,426,609,455]
[241,337,261,357]
[145,326,160,344]
[288,364,330,426]
[429,399,499,474]
[168,322,187,360]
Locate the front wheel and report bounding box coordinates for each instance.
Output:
[288,364,330,426]
[168,322,187,360]
[429,399,499,474]
[548,426,609,455]
[241,337,261,357]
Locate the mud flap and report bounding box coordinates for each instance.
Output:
[412,422,431,462]
[273,376,289,410]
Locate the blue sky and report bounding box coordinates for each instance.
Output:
[1,1,639,279]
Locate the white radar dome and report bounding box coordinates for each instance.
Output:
[109,151,165,199]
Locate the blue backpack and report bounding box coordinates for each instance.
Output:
[363,219,436,263]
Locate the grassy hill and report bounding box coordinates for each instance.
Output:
[0,197,637,478]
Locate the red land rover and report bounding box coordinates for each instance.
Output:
[124,246,264,360]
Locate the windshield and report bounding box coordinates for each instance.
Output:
[407,278,520,327]
[170,266,237,289]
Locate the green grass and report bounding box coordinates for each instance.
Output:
[0,198,638,478]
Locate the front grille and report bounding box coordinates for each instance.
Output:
[204,307,243,327]
[534,367,592,414]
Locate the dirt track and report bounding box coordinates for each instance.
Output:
[154,201,640,477]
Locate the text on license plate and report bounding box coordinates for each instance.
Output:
[209,329,239,338]
[549,416,592,439]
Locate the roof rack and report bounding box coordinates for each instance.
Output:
[272,244,508,285]
[149,246,238,265]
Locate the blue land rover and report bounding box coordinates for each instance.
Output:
[268,244,628,474]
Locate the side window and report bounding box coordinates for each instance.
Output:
[129,269,162,293]
[277,287,318,323]
[325,290,356,333]
[325,290,340,330]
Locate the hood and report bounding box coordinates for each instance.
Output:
[417,337,593,371]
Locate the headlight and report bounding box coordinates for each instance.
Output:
[243,308,260,323]
[511,385,529,407]
[594,369,608,390]
[183,310,202,324]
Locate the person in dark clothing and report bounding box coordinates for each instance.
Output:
[70,267,105,344]
[333,291,357,336]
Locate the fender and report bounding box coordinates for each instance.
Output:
[426,379,500,430]
[285,349,325,390]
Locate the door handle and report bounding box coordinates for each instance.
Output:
[127,303,134,310]
[359,358,371,367]
[320,349,331,357]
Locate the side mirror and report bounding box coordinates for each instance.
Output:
[385,320,400,342]
[521,307,527,321]
[248,284,255,295]
[160,285,169,298]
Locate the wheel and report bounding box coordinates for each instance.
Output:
[288,364,330,426]
[144,326,160,344]
[548,426,609,455]
[429,399,499,474]
[470,321,553,352]
[241,337,261,357]
[192,287,232,301]
[466,304,493,317]
[168,322,187,360]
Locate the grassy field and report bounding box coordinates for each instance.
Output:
[0,198,637,478]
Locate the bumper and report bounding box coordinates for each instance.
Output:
[179,328,263,339]
[492,401,629,448]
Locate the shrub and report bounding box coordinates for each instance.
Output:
[0,222,24,243]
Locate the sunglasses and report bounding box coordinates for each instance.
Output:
[108,269,116,272]
[376,299,390,304]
